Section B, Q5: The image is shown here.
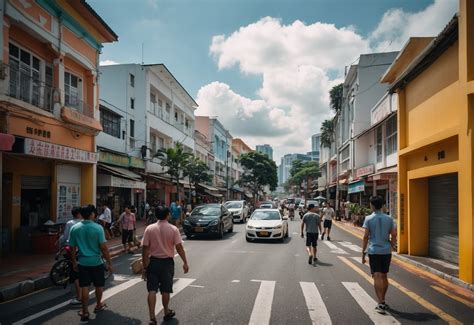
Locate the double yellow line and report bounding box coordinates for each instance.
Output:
[338,256,462,324]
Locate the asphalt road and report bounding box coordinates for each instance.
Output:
[0,218,472,324]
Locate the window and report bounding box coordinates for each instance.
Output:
[130,119,135,138]
[340,146,350,161]
[130,98,135,109]
[100,106,121,138]
[65,71,80,108]
[150,134,156,153]
[385,115,397,156]
[158,137,165,149]
[174,111,178,122]
[376,125,383,162]
[158,98,163,107]
[130,73,135,87]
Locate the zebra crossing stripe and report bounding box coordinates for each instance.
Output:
[155,278,196,316]
[321,241,349,254]
[342,282,400,324]
[249,280,276,325]
[339,241,362,252]
[300,282,332,325]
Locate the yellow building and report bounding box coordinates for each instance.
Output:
[0,0,117,253]
[382,0,473,284]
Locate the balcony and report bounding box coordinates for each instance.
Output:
[65,94,94,118]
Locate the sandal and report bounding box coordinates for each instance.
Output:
[78,311,89,324]
[149,319,157,325]
[94,303,107,313]
[163,309,176,321]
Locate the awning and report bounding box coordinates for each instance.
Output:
[368,166,398,181]
[97,174,146,190]
[143,173,173,185]
[231,186,244,193]
[204,190,223,198]
[197,183,219,192]
[98,163,141,181]
[216,187,227,192]
[348,180,365,194]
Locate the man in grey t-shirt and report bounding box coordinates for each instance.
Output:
[301,204,322,265]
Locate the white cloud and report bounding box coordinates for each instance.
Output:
[100,60,119,66]
[201,1,458,162]
[370,0,458,51]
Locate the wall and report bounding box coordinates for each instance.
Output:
[353,130,374,170]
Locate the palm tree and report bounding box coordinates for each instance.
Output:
[329,83,343,113]
[320,119,334,148]
[153,142,193,202]
[184,157,212,206]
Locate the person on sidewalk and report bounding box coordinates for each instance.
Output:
[321,202,335,241]
[119,205,137,253]
[69,205,113,323]
[58,207,83,305]
[362,196,397,315]
[169,200,182,226]
[141,206,189,324]
[98,202,112,240]
[301,204,322,265]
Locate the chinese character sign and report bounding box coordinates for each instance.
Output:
[57,183,81,224]
[24,138,97,163]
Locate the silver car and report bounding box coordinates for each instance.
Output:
[225,200,249,223]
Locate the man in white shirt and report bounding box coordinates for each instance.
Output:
[98,202,112,239]
[321,202,335,241]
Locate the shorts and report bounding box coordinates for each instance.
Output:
[323,220,332,229]
[122,229,134,244]
[69,268,79,284]
[306,233,318,247]
[146,257,174,293]
[369,254,392,274]
[78,264,105,288]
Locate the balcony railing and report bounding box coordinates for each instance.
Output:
[8,65,54,112]
[64,94,94,118]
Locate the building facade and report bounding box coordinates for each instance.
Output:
[383,3,473,284]
[256,144,273,160]
[280,153,312,185]
[0,0,116,253]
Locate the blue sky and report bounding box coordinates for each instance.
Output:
[90,0,457,161]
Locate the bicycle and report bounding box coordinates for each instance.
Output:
[50,245,111,287]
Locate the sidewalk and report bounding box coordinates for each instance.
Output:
[333,220,474,293]
[0,220,148,302]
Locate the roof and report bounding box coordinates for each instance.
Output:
[387,15,458,92]
[143,64,198,107]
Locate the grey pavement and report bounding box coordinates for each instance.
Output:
[0,220,472,324]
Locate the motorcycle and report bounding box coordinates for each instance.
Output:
[110,220,122,238]
[288,204,295,221]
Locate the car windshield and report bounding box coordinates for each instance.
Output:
[260,204,272,208]
[251,211,280,220]
[225,202,243,209]
[306,201,318,206]
[191,206,220,216]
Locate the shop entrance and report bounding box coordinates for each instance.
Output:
[20,176,51,227]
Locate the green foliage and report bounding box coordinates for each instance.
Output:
[185,157,212,187]
[320,119,335,148]
[290,160,305,177]
[329,83,343,113]
[288,161,320,186]
[239,151,278,197]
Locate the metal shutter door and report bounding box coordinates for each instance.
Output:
[21,176,51,189]
[428,173,458,264]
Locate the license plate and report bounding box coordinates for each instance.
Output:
[194,227,204,232]
[259,231,269,236]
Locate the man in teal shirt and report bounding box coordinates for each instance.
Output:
[69,205,113,323]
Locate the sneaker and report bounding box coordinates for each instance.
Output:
[327,236,331,241]
[70,298,82,305]
[308,256,313,264]
[321,234,325,240]
[380,303,390,310]
[375,304,386,314]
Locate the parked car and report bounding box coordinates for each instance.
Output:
[225,200,249,223]
[259,201,275,209]
[183,204,233,239]
[246,209,289,242]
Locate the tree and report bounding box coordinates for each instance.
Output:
[185,157,212,205]
[287,161,320,199]
[329,83,343,113]
[290,160,305,177]
[239,151,278,201]
[320,119,335,148]
[153,142,193,202]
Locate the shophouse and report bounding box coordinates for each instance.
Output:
[0,0,116,253]
[193,129,220,202]
[382,2,473,284]
[99,64,196,207]
[231,138,253,199]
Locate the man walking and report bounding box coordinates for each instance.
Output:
[321,202,335,241]
[301,204,322,265]
[58,207,82,305]
[119,205,136,253]
[142,206,189,324]
[362,196,397,314]
[69,205,113,323]
[170,200,181,226]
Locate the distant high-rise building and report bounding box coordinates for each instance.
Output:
[280,153,312,184]
[256,144,273,160]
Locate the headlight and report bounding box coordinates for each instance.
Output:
[247,225,254,229]
[183,219,190,225]
[274,225,282,229]
[209,219,219,226]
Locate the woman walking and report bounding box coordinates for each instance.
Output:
[119,205,136,254]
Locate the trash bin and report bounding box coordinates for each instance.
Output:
[31,233,59,254]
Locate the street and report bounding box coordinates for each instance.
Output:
[0,220,472,325]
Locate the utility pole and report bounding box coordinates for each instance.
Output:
[225,150,230,201]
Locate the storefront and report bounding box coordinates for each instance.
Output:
[368,166,397,218]
[146,174,174,207]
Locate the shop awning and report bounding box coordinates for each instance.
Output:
[98,163,142,181]
[197,183,220,192]
[97,174,146,190]
[368,166,398,181]
[204,190,223,198]
[143,173,173,185]
[348,179,365,194]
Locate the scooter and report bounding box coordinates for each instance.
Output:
[110,221,122,238]
[288,207,295,221]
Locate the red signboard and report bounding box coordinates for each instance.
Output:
[356,165,374,178]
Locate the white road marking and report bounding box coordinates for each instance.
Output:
[292,232,299,235]
[13,278,142,325]
[342,282,400,324]
[249,280,276,325]
[321,241,348,255]
[189,284,204,288]
[339,241,362,252]
[155,278,196,316]
[231,280,240,283]
[294,254,301,257]
[300,282,332,325]
[231,240,238,244]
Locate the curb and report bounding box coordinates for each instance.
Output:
[333,221,474,292]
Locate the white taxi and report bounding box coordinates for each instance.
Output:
[246,209,288,242]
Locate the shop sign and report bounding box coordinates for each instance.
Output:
[25,138,97,163]
[99,151,129,167]
[110,175,146,190]
[356,165,374,178]
[57,183,81,224]
[348,180,365,194]
[129,156,145,169]
[26,127,51,139]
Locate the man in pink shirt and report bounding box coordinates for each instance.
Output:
[142,206,189,324]
[119,205,136,253]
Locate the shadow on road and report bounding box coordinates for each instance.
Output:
[388,308,440,322]
[246,237,293,245]
[93,309,142,324]
[314,260,333,267]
